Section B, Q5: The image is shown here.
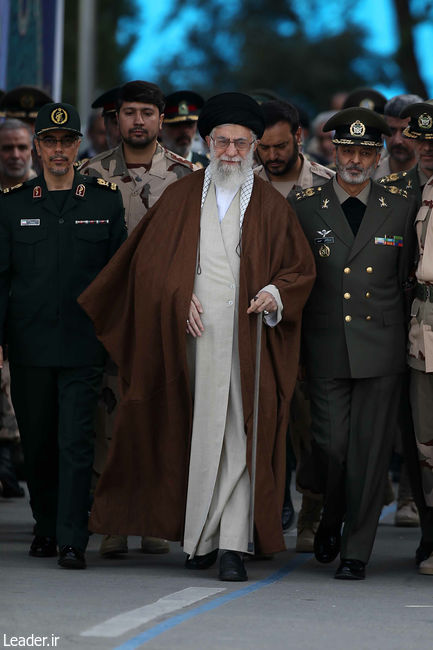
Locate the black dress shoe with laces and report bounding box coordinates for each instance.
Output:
[218,551,248,582]
[334,559,366,580]
[29,535,57,558]
[58,545,86,569]
[185,548,218,570]
[314,522,341,563]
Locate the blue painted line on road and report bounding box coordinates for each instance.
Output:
[113,553,310,649]
[114,501,398,649]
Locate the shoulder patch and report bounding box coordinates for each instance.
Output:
[377,171,407,184]
[383,184,408,198]
[2,183,24,194]
[96,177,118,191]
[295,186,323,201]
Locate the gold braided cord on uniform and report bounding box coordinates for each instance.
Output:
[163,115,199,123]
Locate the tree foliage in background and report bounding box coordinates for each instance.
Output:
[154,0,432,113]
[62,0,137,104]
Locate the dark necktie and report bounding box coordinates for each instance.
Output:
[341,196,366,236]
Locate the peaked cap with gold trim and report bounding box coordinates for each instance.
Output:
[323,107,390,147]
[163,90,204,124]
[34,102,82,136]
[400,102,433,140]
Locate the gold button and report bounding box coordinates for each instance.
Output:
[366,266,373,273]
[366,315,372,321]
[344,267,351,274]
[344,292,351,299]
[365,292,371,298]
[345,315,352,322]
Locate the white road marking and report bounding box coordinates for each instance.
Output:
[405,605,433,608]
[81,587,225,638]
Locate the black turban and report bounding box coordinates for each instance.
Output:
[198,92,265,140]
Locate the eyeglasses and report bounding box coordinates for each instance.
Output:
[37,135,78,149]
[210,136,255,151]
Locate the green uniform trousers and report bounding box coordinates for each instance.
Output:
[308,374,401,563]
[9,364,103,551]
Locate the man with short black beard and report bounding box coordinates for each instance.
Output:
[78,93,315,582]
[291,107,417,580]
[255,100,334,198]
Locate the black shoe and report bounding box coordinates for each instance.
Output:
[218,551,248,582]
[29,535,57,558]
[185,548,218,570]
[282,499,295,531]
[416,543,433,567]
[314,522,341,563]
[334,559,366,580]
[58,545,86,569]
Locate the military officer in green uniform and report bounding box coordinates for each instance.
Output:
[291,107,417,580]
[0,102,127,569]
[376,102,433,206]
[160,90,209,168]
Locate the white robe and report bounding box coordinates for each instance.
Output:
[183,183,251,557]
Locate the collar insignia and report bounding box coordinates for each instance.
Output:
[75,183,86,197]
[379,196,387,208]
[321,198,329,209]
[33,185,42,199]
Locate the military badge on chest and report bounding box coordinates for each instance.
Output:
[315,229,334,257]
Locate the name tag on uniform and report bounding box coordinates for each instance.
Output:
[75,219,110,224]
[20,219,40,226]
[375,235,403,247]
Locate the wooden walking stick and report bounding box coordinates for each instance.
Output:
[248,312,263,554]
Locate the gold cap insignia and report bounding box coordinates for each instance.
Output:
[349,120,366,137]
[51,107,68,125]
[178,101,189,116]
[75,184,86,197]
[418,113,433,130]
[21,94,35,109]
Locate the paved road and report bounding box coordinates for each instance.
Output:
[1,487,432,650]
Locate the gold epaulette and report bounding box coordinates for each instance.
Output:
[377,171,407,184]
[2,183,23,194]
[96,177,118,191]
[384,184,408,198]
[295,186,324,201]
[74,158,89,170]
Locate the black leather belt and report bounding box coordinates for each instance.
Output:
[416,283,433,302]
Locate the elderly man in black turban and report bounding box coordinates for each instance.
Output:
[78,92,315,581]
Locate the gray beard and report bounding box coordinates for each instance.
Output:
[336,158,376,185]
[209,146,254,192]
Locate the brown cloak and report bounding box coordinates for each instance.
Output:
[79,169,315,554]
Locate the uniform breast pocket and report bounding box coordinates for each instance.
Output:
[13,227,49,270]
[74,226,109,268]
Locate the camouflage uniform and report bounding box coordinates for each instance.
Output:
[408,177,433,506]
[254,154,334,196]
[79,142,195,232]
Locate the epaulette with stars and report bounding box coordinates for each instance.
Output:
[377,171,407,185]
[2,182,24,195]
[294,186,324,201]
[382,184,408,198]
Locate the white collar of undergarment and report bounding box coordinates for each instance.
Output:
[201,166,254,227]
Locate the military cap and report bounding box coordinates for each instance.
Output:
[198,92,265,139]
[118,80,165,113]
[324,107,390,147]
[163,90,204,124]
[249,89,282,104]
[91,87,120,115]
[0,85,53,120]
[400,102,433,140]
[35,102,82,136]
[343,87,387,114]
